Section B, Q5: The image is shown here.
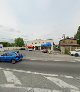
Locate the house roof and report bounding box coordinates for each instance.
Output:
[60,44,80,46]
[60,38,77,41]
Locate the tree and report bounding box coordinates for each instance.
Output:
[0,42,11,47]
[74,26,80,39]
[15,37,24,47]
[74,26,80,44]
[10,43,15,47]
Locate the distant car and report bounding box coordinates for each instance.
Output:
[74,50,80,57]
[42,49,48,53]
[70,50,76,56]
[0,52,23,64]
[28,48,33,51]
[19,48,26,50]
[70,49,80,56]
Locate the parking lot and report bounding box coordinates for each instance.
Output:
[18,50,80,62]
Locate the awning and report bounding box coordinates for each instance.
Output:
[41,42,52,47]
[27,45,35,48]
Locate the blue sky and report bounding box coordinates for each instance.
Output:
[0,0,80,43]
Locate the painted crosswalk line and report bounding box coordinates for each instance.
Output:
[0,67,76,80]
[3,70,21,85]
[45,77,79,92]
[0,67,79,92]
[0,84,62,92]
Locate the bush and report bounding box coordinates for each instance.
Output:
[65,48,69,54]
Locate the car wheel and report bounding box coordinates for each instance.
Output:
[12,60,16,64]
[20,59,22,61]
[75,53,79,57]
[71,54,73,56]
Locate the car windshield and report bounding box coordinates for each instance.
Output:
[0,0,80,92]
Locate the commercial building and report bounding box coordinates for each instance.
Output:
[26,39,54,51]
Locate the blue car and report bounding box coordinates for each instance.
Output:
[0,52,23,64]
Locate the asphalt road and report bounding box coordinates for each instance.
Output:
[0,59,80,75]
[0,60,80,92]
[0,50,80,92]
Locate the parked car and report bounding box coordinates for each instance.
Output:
[70,49,80,56]
[0,52,23,64]
[42,49,48,53]
[74,50,80,57]
[19,48,26,50]
[70,50,76,56]
[28,48,33,51]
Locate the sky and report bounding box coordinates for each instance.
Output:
[0,0,80,43]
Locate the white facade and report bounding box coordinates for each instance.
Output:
[26,39,54,50]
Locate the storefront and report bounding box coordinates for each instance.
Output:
[34,44,41,50]
[26,45,35,50]
[41,42,52,50]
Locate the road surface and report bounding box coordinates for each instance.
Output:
[0,60,80,92]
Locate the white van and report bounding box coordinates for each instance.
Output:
[70,49,80,56]
[0,44,4,52]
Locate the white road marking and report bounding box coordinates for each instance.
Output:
[0,67,79,91]
[75,59,80,62]
[32,88,61,92]
[3,70,21,85]
[60,75,73,79]
[0,67,74,79]
[54,60,76,62]
[71,89,80,92]
[5,68,58,77]
[0,84,79,92]
[45,77,79,91]
[0,84,62,92]
[54,60,62,61]
[69,61,76,62]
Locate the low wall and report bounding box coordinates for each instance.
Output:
[60,46,80,54]
[3,47,25,51]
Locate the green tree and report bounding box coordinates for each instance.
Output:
[15,37,24,47]
[74,26,80,39]
[74,26,80,44]
[0,42,11,47]
[10,43,15,47]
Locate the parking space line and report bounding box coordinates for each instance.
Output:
[3,70,21,85]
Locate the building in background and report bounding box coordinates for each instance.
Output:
[59,38,80,54]
[26,39,54,51]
